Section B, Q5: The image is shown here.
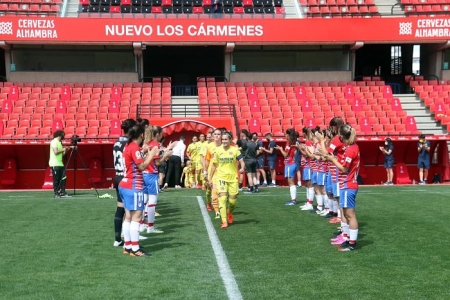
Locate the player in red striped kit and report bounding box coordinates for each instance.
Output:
[275,128,300,206]
[119,125,160,257]
[325,124,360,251]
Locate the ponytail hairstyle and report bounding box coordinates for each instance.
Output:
[339,124,356,145]
[302,127,313,141]
[329,117,345,137]
[241,129,250,140]
[223,131,233,140]
[127,125,145,145]
[285,128,297,145]
[121,119,137,135]
[144,125,163,144]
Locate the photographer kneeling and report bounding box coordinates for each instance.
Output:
[49,130,74,198]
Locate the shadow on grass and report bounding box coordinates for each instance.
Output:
[140,238,187,252]
[356,239,373,249]
[232,219,260,225]
[233,211,249,216]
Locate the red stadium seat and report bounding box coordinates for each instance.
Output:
[395,163,412,184]
[89,159,102,183]
[1,158,17,186]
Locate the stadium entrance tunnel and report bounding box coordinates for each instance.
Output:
[142,46,225,95]
[161,120,214,142]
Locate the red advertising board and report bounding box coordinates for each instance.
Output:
[0,17,449,43]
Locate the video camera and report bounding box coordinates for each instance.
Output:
[71,135,81,146]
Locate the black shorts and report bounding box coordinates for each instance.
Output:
[158,162,167,174]
[114,176,123,203]
[245,159,257,173]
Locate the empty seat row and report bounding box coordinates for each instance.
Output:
[199,80,386,87]
[303,0,375,5]
[404,4,450,13]
[0,3,59,12]
[306,5,378,14]
[82,0,281,5]
[82,4,280,12]
[79,11,285,16]
[0,82,161,88]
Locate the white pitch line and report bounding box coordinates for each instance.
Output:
[196,196,243,300]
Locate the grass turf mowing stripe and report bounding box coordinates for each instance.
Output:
[196,196,243,300]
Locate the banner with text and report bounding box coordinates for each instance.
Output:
[0,17,449,43]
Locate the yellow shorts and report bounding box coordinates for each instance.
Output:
[216,179,239,196]
[196,160,203,171]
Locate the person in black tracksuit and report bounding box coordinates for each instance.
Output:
[112,118,137,247]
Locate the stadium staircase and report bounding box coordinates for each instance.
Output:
[396,94,447,135]
[67,0,81,16]
[171,96,200,117]
[373,0,397,15]
[282,0,301,17]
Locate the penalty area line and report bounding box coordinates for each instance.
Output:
[196,196,243,300]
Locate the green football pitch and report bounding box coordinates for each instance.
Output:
[1,186,449,300]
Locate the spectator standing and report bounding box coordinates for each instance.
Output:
[379,138,394,185]
[417,134,430,185]
[164,136,186,189]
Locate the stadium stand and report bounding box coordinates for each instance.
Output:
[0,81,170,139]
[0,0,61,16]
[198,80,418,136]
[402,0,450,15]
[410,79,450,129]
[299,0,380,18]
[79,0,285,16]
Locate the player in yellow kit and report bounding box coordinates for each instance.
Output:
[209,131,245,229]
[196,133,207,190]
[187,136,199,188]
[203,129,223,218]
[181,160,194,188]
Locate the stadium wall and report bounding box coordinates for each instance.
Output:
[442,70,450,81]
[229,71,352,82]
[7,72,139,83]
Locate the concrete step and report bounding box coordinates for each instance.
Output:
[171,96,199,117]
[396,94,448,134]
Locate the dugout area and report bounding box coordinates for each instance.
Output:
[0,138,448,189]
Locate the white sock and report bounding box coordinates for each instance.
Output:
[147,194,158,229]
[122,221,131,249]
[297,181,302,187]
[308,187,315,204]
[349,229,359,243]
[341,223,349,240]
[272,179,276,184]
[143,194,149,219]
[317,195,323,209]
[289,185,297,200]
[263,181,267,184]
[324,195,329,209]
[130,221,140,251]
[337,208,341,218]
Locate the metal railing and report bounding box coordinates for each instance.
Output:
[136,103,239,131]
[139,76,172,83]
[172,85,197,96]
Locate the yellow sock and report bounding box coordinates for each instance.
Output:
[229,198,237,214]
[206,189,212,204]
[218,195,228,223]
[212,188,219,213]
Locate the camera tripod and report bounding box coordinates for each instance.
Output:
[61,144,100,197]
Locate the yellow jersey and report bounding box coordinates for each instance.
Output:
[187,142,199,161]
[212,145,242,182]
